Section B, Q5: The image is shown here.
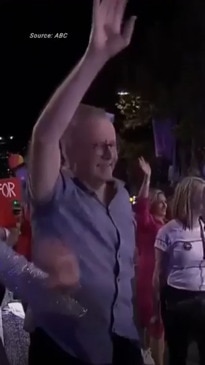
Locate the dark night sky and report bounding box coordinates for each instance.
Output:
[0,0,179,139]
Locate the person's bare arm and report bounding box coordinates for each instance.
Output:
[30,0,136,202]
[138,157,151,198]
[152,222,171,322]
[30,53,105,202]
[153,249,165,296]
[151,248,165,322]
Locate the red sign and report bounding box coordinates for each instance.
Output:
[0,177,22,228]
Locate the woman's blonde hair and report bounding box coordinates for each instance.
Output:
[149,189,164,208]
[172,176,205,229]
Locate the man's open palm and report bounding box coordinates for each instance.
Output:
[90,0,136,59]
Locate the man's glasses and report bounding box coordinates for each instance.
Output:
[92,142,118,156]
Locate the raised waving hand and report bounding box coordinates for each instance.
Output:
[89,0,137,60]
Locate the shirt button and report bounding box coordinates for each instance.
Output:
[117,277,120,282]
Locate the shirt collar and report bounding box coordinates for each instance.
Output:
[72,177,124,196]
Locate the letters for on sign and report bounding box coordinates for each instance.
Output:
[0,182,16,198]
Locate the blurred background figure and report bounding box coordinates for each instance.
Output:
[0,225,20,305]
[8,153,31,261]
[12,200,31,262]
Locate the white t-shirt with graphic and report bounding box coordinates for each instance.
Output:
[155,219,205,291]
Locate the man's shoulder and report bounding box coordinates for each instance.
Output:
[115,179,128,195]
[29,171,77,210]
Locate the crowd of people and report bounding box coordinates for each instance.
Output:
[135,158,205,365]
[0,1,204,365]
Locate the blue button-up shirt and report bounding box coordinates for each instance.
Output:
[0,173,139,364]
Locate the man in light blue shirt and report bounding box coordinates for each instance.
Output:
[28,1,141,364]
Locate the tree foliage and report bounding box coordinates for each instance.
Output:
[116,93,153,130]
[116,0,205,170]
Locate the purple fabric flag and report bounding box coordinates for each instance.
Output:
[152,118,176,161]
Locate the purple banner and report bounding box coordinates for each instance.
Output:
[14,165,28,182]
[152,118,176,161]
[106,113,115,123]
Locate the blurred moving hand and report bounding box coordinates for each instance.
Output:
[89,0,137,60]
[0,227,20,247]
[138,156,151,177]
[7,228,20,247]
[35,239,80,289]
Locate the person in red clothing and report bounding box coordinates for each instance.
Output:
[135,157,167,365]
[9,157,32,261]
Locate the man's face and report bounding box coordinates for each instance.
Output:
[72,117,118,185]
[86,139,118,182]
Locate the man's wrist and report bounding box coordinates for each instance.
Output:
[84,46,109,70]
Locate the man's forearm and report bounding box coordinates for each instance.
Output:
[34,49,107,142]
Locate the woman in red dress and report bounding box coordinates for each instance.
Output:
[135,157,167,365]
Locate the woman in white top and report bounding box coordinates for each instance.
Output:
[153,176,205,365]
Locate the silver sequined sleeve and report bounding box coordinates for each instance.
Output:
[0,241,87,318]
